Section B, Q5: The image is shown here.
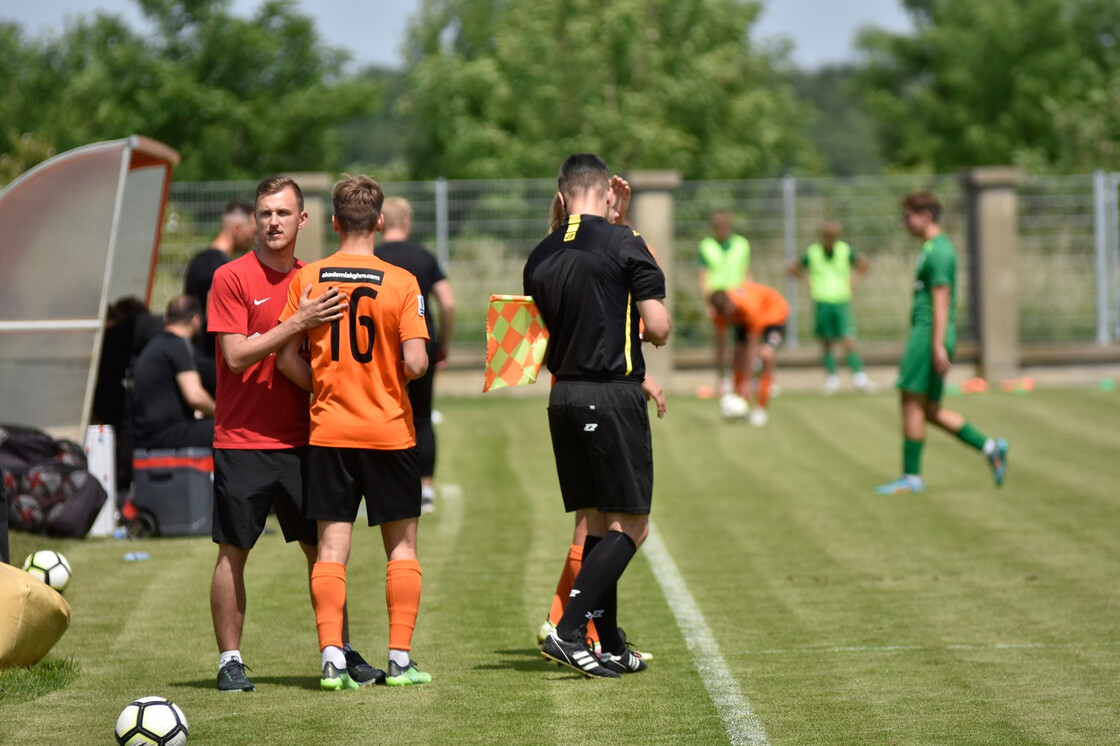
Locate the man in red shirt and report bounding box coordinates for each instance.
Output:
[206,176,382,692]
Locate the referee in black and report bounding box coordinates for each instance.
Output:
[527,153,671,678]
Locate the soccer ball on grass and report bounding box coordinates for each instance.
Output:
[22,549,72,593]
[115,696,189,746]
[719,392,750,420]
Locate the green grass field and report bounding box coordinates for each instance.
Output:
[3,388,1120,745]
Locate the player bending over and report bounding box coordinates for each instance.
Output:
[708,282,789,426]
[277,175,432,689]
[875,191,1009,494]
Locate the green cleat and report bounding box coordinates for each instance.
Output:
[385,660,432,686]
[536,620,556,645]
[320,661,359,691]
[988,439,1009,486]
[875,475,925,495]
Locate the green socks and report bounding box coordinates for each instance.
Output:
[956,422,988,451]
[824,349,863,373]
[823,349,838,375]
[903,439,923,476]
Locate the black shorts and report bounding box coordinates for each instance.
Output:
[307,446,421,526]
[762,324,786,349]
[212,448,317,549]
[406,340,437,428]
[733,323,748,343]
[547,380,653,515]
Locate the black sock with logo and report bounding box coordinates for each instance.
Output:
[556,531,636,644]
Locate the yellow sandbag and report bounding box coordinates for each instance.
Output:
[0,563,71,668]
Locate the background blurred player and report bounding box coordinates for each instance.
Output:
[277,174,432,690]
[788,221,872,393]
[375,196,455,514]
[130,295,214,449]
[699,211,751,394]
[206,176,379,693]
[527,154,670,678]
[184,200,257,395]
[708,282,789,426]
[875,191,1009,495]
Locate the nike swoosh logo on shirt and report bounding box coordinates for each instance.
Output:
[253,297,270,306]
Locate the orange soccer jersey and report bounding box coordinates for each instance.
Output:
[280,252,429,449]
[726,282,789,333]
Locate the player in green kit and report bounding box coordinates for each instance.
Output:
[788,221,871,393]
[876,192,1009,495]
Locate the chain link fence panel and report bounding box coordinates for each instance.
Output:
[155,174,1111,353]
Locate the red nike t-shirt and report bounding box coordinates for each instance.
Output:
[208,251,310,449]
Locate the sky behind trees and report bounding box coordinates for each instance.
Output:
[2,0,912,70]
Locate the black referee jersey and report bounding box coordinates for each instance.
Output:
[523,213,665,381]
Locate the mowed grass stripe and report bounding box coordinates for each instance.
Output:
[408,400,558,744]
[651,394,1120,744]
[4,390,1120,744]
[644,521,771,746]
[767,392,1120,744]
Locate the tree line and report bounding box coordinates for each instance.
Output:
[3,0,1119,186]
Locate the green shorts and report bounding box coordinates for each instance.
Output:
[814,301,856,340]
[896,328,956,403]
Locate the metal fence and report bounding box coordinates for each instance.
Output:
[153,173,1120,352]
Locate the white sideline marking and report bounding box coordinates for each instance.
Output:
[644,522,771,746]
[750,640,1120,656]
[436,483,464,539]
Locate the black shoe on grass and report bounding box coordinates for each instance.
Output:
[540,631,620,678]
[345,648,387,686]
[599,648,647,674]
[217,659,255,692]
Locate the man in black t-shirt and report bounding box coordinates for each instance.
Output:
[184,200,256,395]
[525,153,671,678]
[376,196,455,514]
[131,296,215,450]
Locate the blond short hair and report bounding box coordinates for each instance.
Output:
[381,196,413,232]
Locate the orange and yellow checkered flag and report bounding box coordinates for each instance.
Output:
[484,294,549,392]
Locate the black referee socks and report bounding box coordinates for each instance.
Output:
[557,530,637,648]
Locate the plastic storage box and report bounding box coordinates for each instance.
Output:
[130,448,213,537]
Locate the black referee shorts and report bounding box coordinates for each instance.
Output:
[547,380,653,515]
[307,446,421,526]
[212,448,317,549]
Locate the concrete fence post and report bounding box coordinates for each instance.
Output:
[284,172,332,262]
[627,170,681,390]
[962,167,1023,383]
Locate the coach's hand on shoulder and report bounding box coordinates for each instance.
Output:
[642,375,667,419]
[295,284,347,330]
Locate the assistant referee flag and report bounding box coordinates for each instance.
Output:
[483,294,549,392]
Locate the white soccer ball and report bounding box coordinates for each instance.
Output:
[719,393,750,420]
[22,549,71,593]
[115,696,189,746]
